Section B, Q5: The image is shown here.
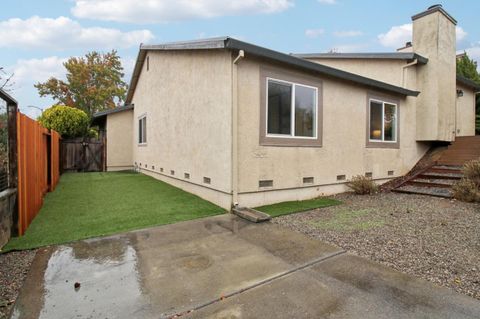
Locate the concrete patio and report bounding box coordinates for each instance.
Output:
[11,214,480,319]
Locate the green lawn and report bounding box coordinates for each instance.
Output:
[254,197,342,218]
[4,171,225,251]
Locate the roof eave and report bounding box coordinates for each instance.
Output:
[0,89,18,105]
[456,75,480,92]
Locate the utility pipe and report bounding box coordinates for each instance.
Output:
[401,58,418,88]
[231,50,244,208]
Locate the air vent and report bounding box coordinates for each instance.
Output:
[259,180,273,188]
[388,170,394,176]
[365,172,373,178]
[152,165,155,170]
[160,168,164,172]
[145,164,147,168]
[203,177,211,184]
[170,170,175,175]
[336,175,346,181]
[303,177,314,184]
[184,173,190,179]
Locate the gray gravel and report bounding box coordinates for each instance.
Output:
[0,249,36,319]
[273,192,480,300]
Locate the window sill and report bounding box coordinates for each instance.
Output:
[366,141,399,149]
[260,136,322,147]
[138,143,148,147]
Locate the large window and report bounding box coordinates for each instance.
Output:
[369,99,397,143]
[267,78,317,138]
[138,115,146,144]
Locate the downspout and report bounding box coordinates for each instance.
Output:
[231,50,244,209]
[402,59,418,88]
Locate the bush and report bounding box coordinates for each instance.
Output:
[452,178,479,202]
[462,159,480,188]
[347,175,378,195]
[39,105,90,138]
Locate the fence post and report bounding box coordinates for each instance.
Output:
[7,105,17,189]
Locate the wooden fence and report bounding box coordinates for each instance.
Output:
[61,138,105,172]
[17,113,60,235]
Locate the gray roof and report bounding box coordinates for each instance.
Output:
[292,52,429,65]
[457,75,480,91]
[126,37,419,104]
[93,104,134,118]
[0,89,17,106]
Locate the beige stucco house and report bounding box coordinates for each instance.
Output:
[94,5,479,210]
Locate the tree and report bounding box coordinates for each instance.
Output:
[35,51,128,117]
[38,105,90,138]
[0,67,14,91]
[457,52,480,134]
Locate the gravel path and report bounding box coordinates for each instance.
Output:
[0,249,36,319]
[273,192,480,300]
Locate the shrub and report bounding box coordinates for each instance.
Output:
[462,159,480,188]
[347,175,378,195]
[452,178,479,202]
[39,105,90,138]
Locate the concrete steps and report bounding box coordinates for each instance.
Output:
[232,207,271,223]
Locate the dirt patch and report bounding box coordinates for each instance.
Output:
[273,192,480,300]
[0,249,36,319]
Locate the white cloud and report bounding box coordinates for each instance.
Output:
[0,16,154,50]
[378,23,468,48]
[305,28,325,38]
[333,30,363,37]
[317,0,336,4]
[71,0,293,23]
[11,57,67,87]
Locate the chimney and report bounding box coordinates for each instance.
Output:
[412,4,457,142]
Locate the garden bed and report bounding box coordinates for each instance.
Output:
[273,192,480,300]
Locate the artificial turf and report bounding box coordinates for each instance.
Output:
[4,171,226,251]
[254,197,342,218]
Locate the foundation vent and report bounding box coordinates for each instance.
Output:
[170,170,175,175]
[388,170,394,176]
[160,168,164,172]
[259,180,273,188]
[203,177,211,184]
[152,165,155,170]
[303,177,314,184]
[336,175,346,181]
[365,172,373,178]
[184,173,190,179]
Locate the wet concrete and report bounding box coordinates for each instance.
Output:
[11,214,480,319]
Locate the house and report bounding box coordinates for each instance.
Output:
[93,5,479,210]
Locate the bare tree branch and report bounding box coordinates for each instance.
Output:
[0,67,14,91]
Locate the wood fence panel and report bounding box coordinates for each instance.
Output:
[17,113,60,235]
[61,138,104,172]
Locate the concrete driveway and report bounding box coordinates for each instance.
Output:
[11,214,480,319]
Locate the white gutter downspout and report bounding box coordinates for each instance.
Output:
[232,50,244,208]
[402,59,418,88]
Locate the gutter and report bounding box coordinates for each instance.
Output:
[231,50,245,208]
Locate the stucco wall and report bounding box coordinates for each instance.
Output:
[235,58,429,208]
[106,110,133,171]
[456,84,476,137]
[131,50,233,209]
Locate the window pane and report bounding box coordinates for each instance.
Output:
[294,85,316,137]
[369,101,383,140]
[267,80,292,135]
[138,119,143,143]
[384,103,396,141]
[142,117,147,143]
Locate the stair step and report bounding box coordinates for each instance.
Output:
[232,207,271,223]
[407,180,454,188]
[419,172,463,179]
[428,167,462,174]
[394,185,453,198]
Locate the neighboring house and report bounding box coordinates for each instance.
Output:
[94,5,479,210]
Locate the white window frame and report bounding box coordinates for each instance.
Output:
[368,98,398,143]
[266,77,318,140]
[138,114,147,145]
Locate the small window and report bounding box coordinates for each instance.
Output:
[303,177,314,184]
[203,177,211,184]
[138,115,147,144]
[267,78,317,138]
[259,180,273,188]
[369,99,397,143]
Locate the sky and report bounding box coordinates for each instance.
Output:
[1,0,479,118]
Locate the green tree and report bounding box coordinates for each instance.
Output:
[35,51,128,118]
[38,105,90,138]
[457,52,480,134]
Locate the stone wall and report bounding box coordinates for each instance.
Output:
[0,189,17,249]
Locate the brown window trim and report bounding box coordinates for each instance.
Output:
[366,92,400,149]
[259,66,323,147]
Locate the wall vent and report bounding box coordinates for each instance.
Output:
[365,172,373,178]
[303,177,314,184]
[170,170,175,175]
[152,165,155,170]
[184,173,190,179]
[145,164,147,168]
[160,168,163,172]
[336,175,346,181]
[203,177,211,184]
[388,170,394,176]
[259,180,273,188]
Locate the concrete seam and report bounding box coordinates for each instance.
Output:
[162,249,346,319]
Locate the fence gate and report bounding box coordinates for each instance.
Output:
[61,138,105,172]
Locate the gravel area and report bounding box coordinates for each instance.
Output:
[273,192,480,300]
[0,249,36,319]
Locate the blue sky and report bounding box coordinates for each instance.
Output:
[1,0,479,118]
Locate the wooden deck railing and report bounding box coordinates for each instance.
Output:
[17,112,60,235]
